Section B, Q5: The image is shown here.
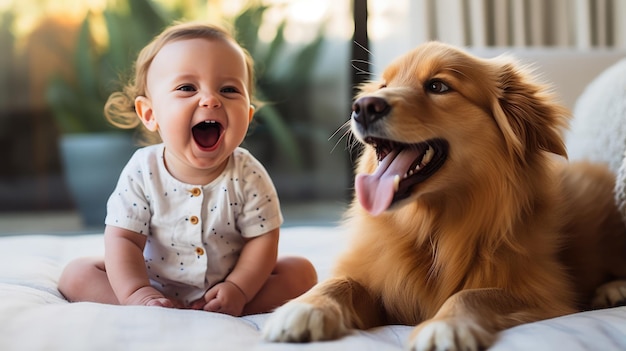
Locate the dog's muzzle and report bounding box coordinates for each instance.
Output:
[349,96,448,216]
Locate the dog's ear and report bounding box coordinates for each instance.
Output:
[490,62,569,161]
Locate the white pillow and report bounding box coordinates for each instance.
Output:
[565,57,626,223]
[566,58,626,172]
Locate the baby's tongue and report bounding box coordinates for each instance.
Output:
[192,122,220,149]
[355,148,419,216]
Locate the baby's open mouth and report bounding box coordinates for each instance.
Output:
[192,121,223,150]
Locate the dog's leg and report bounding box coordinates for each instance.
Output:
[592,280,626,308]
[262,276,385,342]
[408,288,567,351]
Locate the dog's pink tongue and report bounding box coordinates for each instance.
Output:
[355,148,419,216]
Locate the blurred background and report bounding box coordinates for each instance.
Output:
[0,0,624,235]
[0,0,356,234]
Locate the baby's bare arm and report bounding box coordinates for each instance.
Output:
[227,229,279,300]
[104,225,173,307]
[199,229,279,314]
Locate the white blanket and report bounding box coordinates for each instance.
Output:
[1,226,625,350]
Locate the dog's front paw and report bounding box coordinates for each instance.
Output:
[262,301,349,342]
[408,318,495,351]
[592,280,626,308]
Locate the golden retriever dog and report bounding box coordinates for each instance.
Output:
[263,41,626,350]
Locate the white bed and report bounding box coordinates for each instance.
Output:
[1,226,626,351]
[4,48,626,351]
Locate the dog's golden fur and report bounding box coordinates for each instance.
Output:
[263,42,626,350]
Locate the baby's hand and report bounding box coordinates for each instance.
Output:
[125,286,175,308]
[193,281,247,316]
[145,297,175,308]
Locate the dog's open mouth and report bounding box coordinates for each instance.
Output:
[355,138,448,216]
[192,120,223,150]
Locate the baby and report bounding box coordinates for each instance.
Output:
[58,22,317,316]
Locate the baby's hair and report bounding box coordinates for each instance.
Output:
[104,21,257,145]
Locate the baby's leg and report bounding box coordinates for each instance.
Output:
[243,256,317,315]
[58,257,119,304]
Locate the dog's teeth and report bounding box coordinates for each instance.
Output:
[422,146,434,165]
[393,175,400,191]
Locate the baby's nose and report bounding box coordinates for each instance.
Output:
[199,93,221,108]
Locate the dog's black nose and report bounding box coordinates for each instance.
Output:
[352,96,390,128]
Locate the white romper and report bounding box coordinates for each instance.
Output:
[105,144,283,305]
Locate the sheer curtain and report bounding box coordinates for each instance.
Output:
[366,0,626,112]
[394,0,626,49]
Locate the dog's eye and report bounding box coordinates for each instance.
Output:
[426,80,450,94]
[379,84,387,89]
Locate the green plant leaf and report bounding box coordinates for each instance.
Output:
[254,99,303,168]
[74,15,99,102]
[233,3,267,53]
[260,20,287,77]
[103,11,128,74]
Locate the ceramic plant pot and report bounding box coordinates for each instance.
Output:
[59,133,137,228]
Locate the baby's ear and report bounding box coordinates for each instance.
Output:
[135,96,158,132]
[248,105,255,123]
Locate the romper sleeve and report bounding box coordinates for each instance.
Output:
[235,150,284,238]
[104,149,152,235]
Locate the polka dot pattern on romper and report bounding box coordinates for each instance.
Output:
[104,145,282,304]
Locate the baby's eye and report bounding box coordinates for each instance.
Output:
[425,80,451,94]
[221,86,239,94]
[176,84,196,92]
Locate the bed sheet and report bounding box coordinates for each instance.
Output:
[1,226,625,350]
